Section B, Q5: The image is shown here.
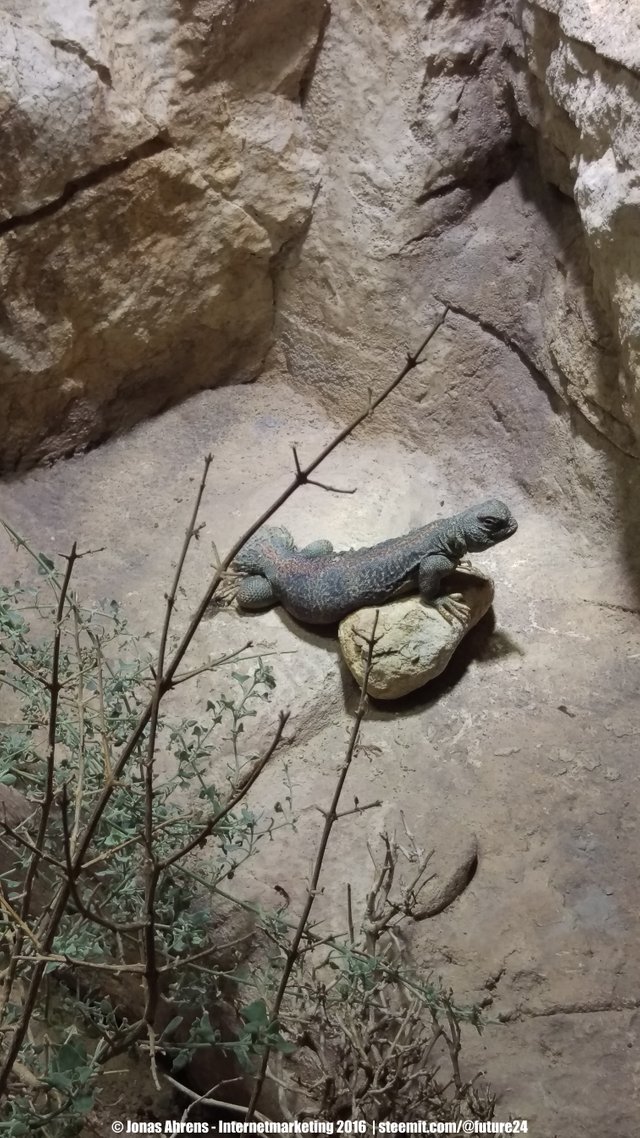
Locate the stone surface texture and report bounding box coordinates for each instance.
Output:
[2,381,640,1135]
[2,1,640,1135]
[508,0,640,456]
[0,0,327,469]
[2,0,640,480]
[339,569,494,699]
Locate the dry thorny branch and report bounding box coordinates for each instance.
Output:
[0,304,492,1127]
[261,820,494,1123]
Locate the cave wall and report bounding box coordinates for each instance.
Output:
[507,0,640,456]
[274,0,640,529]
[0,0,327,470]
[1,0,639,485]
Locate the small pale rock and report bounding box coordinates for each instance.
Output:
[339,568,494,700]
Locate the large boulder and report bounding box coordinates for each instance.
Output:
[0,0,327,470]
[507,0,640,455]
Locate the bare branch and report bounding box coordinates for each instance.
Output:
[0,309,448,1101]
[142,455,214,1034]
[164,1073,270,1124]
[245,610,381,1120]
[0,543,78,1023]
[291,446,356,495]
[58,785,146,933]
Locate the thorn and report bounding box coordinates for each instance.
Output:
[305,477,357,495]
[291,445,305,481]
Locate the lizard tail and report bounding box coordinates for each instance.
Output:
[233,525,296,574]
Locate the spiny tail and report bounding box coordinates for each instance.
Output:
[233,526,296,574]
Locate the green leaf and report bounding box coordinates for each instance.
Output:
[36,554,55,575]
[52,1038,88,1073]
[71,1092,95,1116]
[160,1016,184,1040]
[241,999,269,1027]
[270,1033,296,1056]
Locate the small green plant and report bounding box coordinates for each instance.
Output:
[0,523,290,1134]
[0,429,495,1130]
[246,832,495,1125]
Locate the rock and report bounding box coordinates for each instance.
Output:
[278,0,640,540]
[507,0,640,454]
[338,568,494,700]
[0,0,327,470]
[0,150,274,467]
[0,11,155,221]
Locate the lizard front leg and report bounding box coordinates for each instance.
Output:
[418,553,470,624]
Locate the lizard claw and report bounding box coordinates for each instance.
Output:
[433,593,471,625]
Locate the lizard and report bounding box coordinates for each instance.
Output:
[232,499,517,625]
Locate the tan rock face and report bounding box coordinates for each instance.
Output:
[2,0,639,484]
[277,0,640,532]
[0,11,154,221]
[0,0,327,470]
[0,151,273,466]
[507,0,640,455]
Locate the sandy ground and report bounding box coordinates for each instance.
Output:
[1,374,639,1136]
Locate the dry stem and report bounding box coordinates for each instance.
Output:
[0,307,448,1101]
[245,610,381,1120]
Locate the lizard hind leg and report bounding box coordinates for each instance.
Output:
[236,575,277,611]
[233,526,296,574]
[300,539,334,558]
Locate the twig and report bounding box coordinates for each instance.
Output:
[245,610,381,1120]
[23,544,78,913]
[70,600,87,854]
[347,884,355,947]
[316,798,382,820]
[11,954,145,974]
[159,711,290,871]
[89,640,114,782]
[0,544,78,1023]
[147,1025,161,1092]
[142,454,214,1035]
[0,823,65,872]
[157,933,253,974]
[58,785,146,934]
[0,308,447,1101]
[0,893,42,950]
[163,1073,270,1124]
[171,642,253,685]
[291,446,355,495]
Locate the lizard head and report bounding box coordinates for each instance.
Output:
[461,500,518,551]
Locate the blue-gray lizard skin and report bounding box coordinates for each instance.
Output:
[233,499,517,625]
